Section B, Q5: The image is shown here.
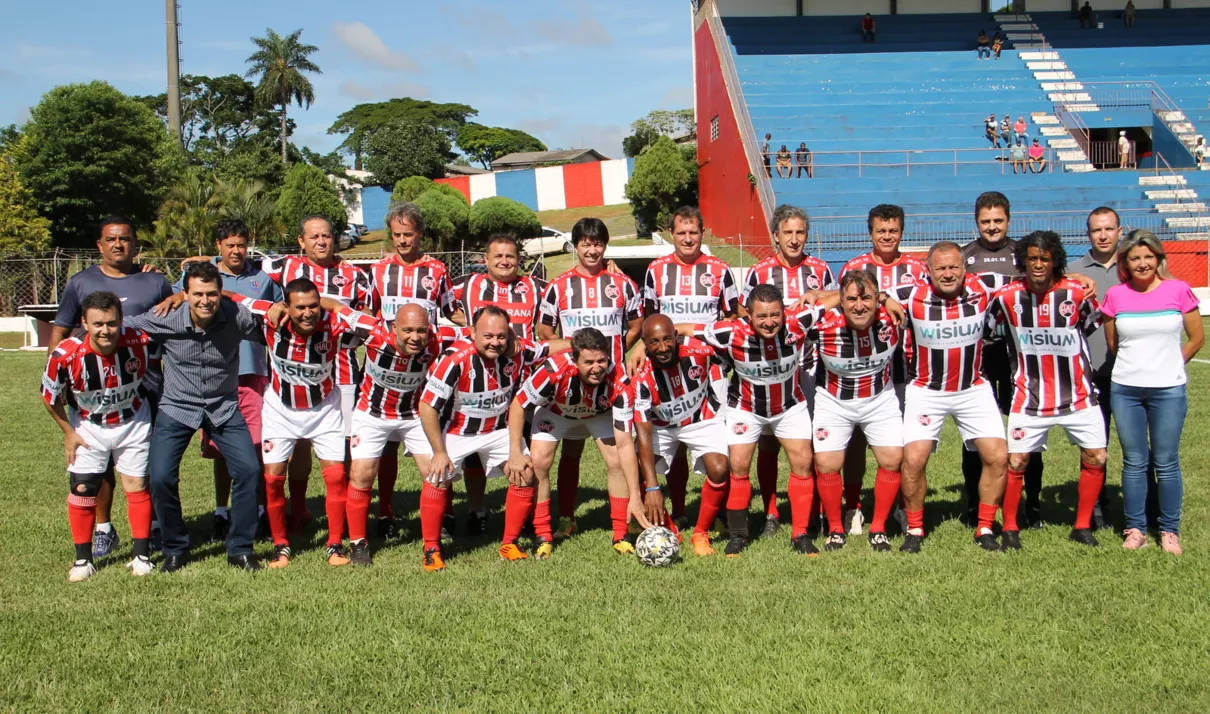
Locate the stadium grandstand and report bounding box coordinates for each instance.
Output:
[692,0,1210,285]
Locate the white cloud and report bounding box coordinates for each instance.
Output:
[331,21,419,72]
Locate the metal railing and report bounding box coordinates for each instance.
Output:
[1086,140,1134,168]
[763,147,1055,178]
[1054,102,1091,158]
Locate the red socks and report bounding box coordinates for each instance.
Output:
[609,496,630,541]
[419,483,448,551]
[977,502,999,533]
[844,480,862,513]
[905,509,924,535]
[726,473,752,511]
[756,448,779,518]
[666,448,690,517]
[870,468,901,533]
[347,485,372,542]
[377,445,397,519]
[67,493,97,549]
[556,458,579,520]
[1075,463,1106,530]
[289,477,309,523]
[503,485,535,544]
[817,471,844,535]
[534,500,553,542]
[1002,468,1025,532]
[124,489,152,539]
[265,474,288,545]
[695,478,728,535]
[787,472,816,538]
[321,465,348,547]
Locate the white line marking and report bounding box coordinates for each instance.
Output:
[1192,359,1210,365]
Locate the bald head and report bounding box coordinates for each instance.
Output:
[642,314,679,368]
[395,303,430,328]
[642,314,674,341]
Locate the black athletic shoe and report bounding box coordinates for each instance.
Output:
[823,533,846,552]
[210,514,229,543]
[900,533,924,553]
[350,539,372,566]
[760,516,780,539]
[465,512,487,537]
[377,517,398,540]
[1024,503,1043,530]
[791,534,819,555]
[723,535,748,557]
[975,532,1001,551]
[1069,528,1100,547]
[1000,530,1022,551]
[868,532,892,552]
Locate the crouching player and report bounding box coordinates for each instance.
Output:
[504,327,647,558]
[43,291,155,581]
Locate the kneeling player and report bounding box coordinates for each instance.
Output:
[987,231,1108,550]
[43,291,155,581]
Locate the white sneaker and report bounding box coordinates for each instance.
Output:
[844,508,865,536]
[892,506,908,534]
[126,555,154,576]
[68,559,97,582]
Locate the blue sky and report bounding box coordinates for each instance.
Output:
[0,0,693,159]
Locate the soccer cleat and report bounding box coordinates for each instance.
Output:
[1000,530,1022,551]
[210,514,230,543]
[900,533,924,554]
[350,539,372,566]
[1024,503,1043,530]
[377,517,398,540]
[68,559,97,583]
[612,539,636,556]
[554,517,577,539]
[268,545,291,569]
[125,555,154,576]
[326,544,351,567]
[287,508,312,535]
[791,535,819,556]
[422,547,445,572]
[534,541,553,560]
[844,509,865,536]
[760,516,780,539]
[1068,528,1099,548]
[1122,528,1149,550]
[691,531,715,557]
[91,528,120,559]
[824,533,846,552]
[499,542,529,561]
[975,530,1001,551]
[868,532,892,552]
[150,527,163,553]
[466,512,487,537]
[1161,532,1183,556]
[723,535,749,557]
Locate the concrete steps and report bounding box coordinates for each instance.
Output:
[1140,175,1188,186]
[1156,202,1208,212]
[1145,189,1199,200]
[1165,216,1210,228]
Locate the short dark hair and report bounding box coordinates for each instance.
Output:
[298,214,332,237]
[571,328,611,360]
[669,206,704,233]
[1015,230,1067,277]
[486,233,520,255]
[867,204,905,233]
[840,269,878,298]
[472,304,510,327]
[571,217,609,247]
[1087,206,1120,231]
[81,291,123,321]
[746,283,784,313]
[98,215,136,239]
[214,218,251,243]
[183,260,223,291]
[283,278,319,305]
[974,191,1011,220]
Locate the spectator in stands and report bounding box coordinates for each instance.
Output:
[1013,116,1029,145]
[1010,142,1028,174]
[775,145,792,178]
[1080,1,1094,28]
[977,30,991,60]
[1124,0,1136,27]
[999,115,1013,148]
[1028,138,1047,172]
[992,32,1005,59]
[1195,136,1206,166]
[985,114,1001,148]
[1118,130,1133,169]
[862,13,876,43]
[795,142,813,178]
[762,133,772,178]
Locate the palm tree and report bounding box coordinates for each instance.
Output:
[245,29,321,164]
[158,173,224,256]
[217,178,283,246]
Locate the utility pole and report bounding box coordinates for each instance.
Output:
[165,0,182,142]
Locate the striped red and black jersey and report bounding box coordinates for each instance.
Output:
[42,328,151,425]
[420,339,549,436]
[810,307,902,400]
[537,267,643,365]
[840,252,928,291]
[453,273,546,338]
[987,278,1101,417]
[369,254,457,325]
[696,308,823,417]
[341,309,470,420]
[889,273,1009,393]
[643,252,739,323]
[242,298,361,409]
[743,254,836,371]
[632,337,726,428]
[516,351,634,431]
[262,255,371,386]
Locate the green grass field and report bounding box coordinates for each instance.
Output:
[3,349,1210,711]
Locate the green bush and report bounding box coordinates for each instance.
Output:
[624,135,697,236]
[413,186,468,252]
[275,163,348,246]
[468,196,541,243]
[390,176,433,205]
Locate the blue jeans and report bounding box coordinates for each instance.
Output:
[149,410,261,556]
[977,46,991,59]
[1015,131,1029,145]
[1111,383,1187,533]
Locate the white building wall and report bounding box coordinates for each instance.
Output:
[716,0,798,16]
[600,159,630,205]
[806,0,892,16]
[899,0,979,13]
[533,166,566,212]
[468,173,497,204]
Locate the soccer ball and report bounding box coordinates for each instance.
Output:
[634,526,680,567]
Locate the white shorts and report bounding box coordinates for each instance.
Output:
[68,404,152,477]
[530,407,614,443]
[652,416,729,474]
[443,429,526,481]
[261,388,346,464]
[812,388,903,452]
[1007,408,1107,453]
[349,410,432,460]
[902,382,1005,445]
[726,400,813,445]
[339,384,357,437]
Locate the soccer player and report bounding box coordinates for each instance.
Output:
[537,217,644,537]
[987,231,1107,550]
[809,271,905,552]
[43,291,155,581]
[631,315,731,556]
[505,328,645,559]
[417,306,557,572]
[741,205,836,537]
[641,206,738,528]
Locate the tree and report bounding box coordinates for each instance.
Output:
[363,120,449,186]
[328,98,477,170]
[245,28,321,164]
[413,186,469,252]
[0,142,52,255]
[468,196,541,243]
[217,178,282,245]
[456,123,547,169]
[275,163,347,245]
[391,176,433,205]
[624,136,697,234]
[19,81,183,249]
[156,172,225,256]
[622,109,695,158]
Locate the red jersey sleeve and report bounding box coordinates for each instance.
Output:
[516,356,561,409]
[41,341,73,406]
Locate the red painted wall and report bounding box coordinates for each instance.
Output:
[562,162,605,209]
[1164,240,1208,288]
[694,21,769,244]
[434,176,471,202]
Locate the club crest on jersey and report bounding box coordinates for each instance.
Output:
[421,276,436,292]
[596,395,611,410]
[900,274,915,285]
[815,427,829,441]
[124,358,141,374]
[699,272,716,288]
[537,419,554,434]
[331,275,348,288]
[262,440,274,453]
[314,341,332,354]
[1011,427,1026,440]
[604,283,620,300]
[688,365,705,381]
[514,282,529,295]
[350,435,361,448]
[917,415,932,426]
[1059,300,1076,318]
[732,423,748,435]
[878,325,893,343]
[502,362,517,377]
[806,275,821,290]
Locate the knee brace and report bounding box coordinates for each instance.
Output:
[69,472,105,498]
